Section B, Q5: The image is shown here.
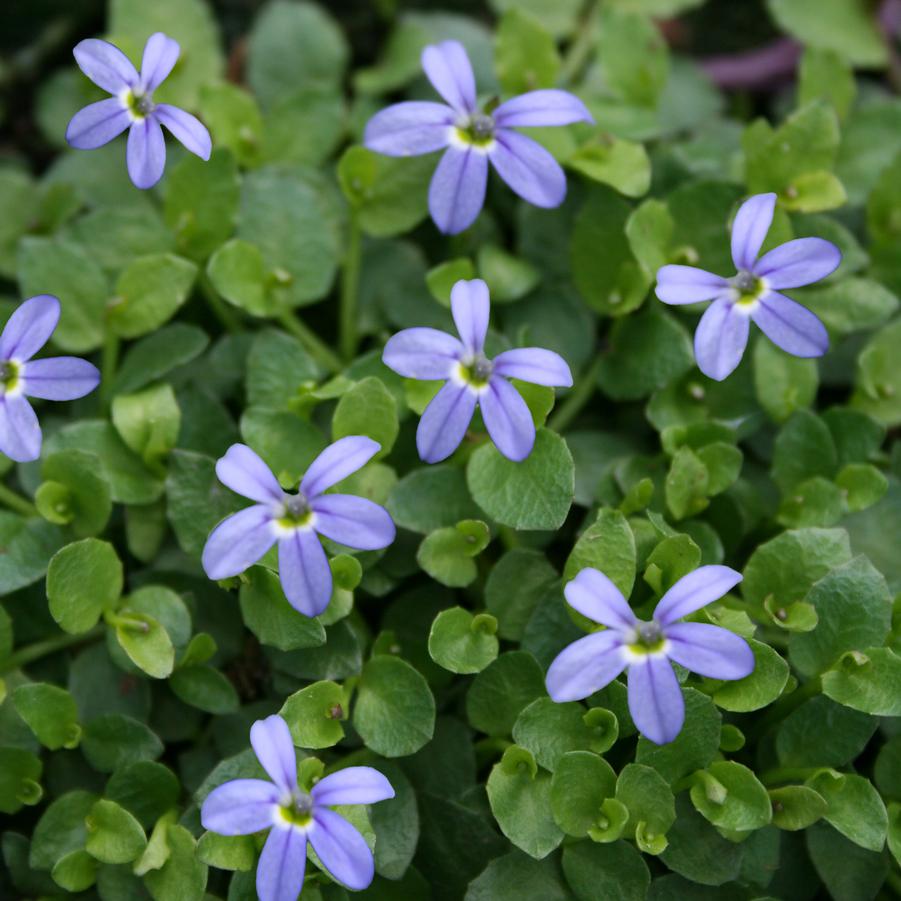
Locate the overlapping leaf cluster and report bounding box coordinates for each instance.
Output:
[2,1,901,899]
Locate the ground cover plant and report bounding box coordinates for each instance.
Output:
[1,0,901,899]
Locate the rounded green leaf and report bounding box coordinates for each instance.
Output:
[279,681,347,749]
[428,607,499,674]
[46,539,123,634]
[332,376,399,458]
[85,799,147,864]
[467,651,546,737]
[12,683,80,750]
[550,750,617,837]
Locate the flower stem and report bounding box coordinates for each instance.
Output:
[548,356,603,433]
[1,624,105,673]
[100,330,120,408]
[0,481,37,517]
[560,1,599,87]
[339,213,363,363]
[276,311,343,375]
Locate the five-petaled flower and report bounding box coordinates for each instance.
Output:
[0,295,100,463]
[655,192,841,381]
[202,438,395,617]
[546,565,754,745]
[382,278,572,464]
[364,40,593,234]
[66,32,212,189]
[201,714,394,899]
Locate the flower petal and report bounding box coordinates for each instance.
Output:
[309,808,375,891]
[311,494,395,551]
[731,192,776,271]
[628,656,684,745]
[126,117,166,189]
[546,630,627,702]
[311,767,395,807]
[416,380,477,464]
[301,436,381,499]
[201,506,276,580]
[755,238,842,289]
[428,145,488,235]
[21,357,100,401]
[694,298,750,381]
[0,395,41,463]
[479,377,535,462]
[451,278,490,355]
[382,327,463,379]
[278,529,333,617]
[140,33,180,93]
[364,102,455,156]
[257,824,306,901]
[73,38,139,93]
[752,291,828,358]
[489,131,566,208]
[493,90,593,128]
[250,715,297,794]
[655,265,729,305]
[664,622,755,680]
[65,98,131,150]
[564,568,637,631]
[154,104,212,160]
[0,295,60,361]
[421,41,476,114]
[654,565,743,626]
[492,347,573,387]
[200,779,279,835]
[216,444,283,504]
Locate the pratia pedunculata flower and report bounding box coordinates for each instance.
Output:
[364,40,593,234]
[202,438,395,617]
[201,714,394,899]
[66,32,211,189]
[546,566,754,745]
[382,278,573,464]
[655,192,841,381]
[0,295,100,463]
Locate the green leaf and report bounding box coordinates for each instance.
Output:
[513,699,618,772]
[239,565,327,651]
[0,747,43,815]
[711,639,790,712]
[550,750,617,837]
[263,85,345,167]
[387,465,481,535]
[280,680,346,749]
[207,239,271,316]
[806,771,888,851]
[487,746,563,859]
[29,790,97,869]
[665,446,709,520]
[486,549,559,641]
[426,258,476,305]
[821,647,901,716]
[105,761,180,829]
[467,429,574,531]
[807,821,889,901]
[81,715,163,773]
[169,665,239,714]
[769,785,828,831]
[477,244,541,303]
[0,513,64,595]
[428,607,498,674]
[113,612,175,680]
[467,651,546,736]
[143,823,208,901]
[17,237,107,352]
[332,376,399,457]
[494,8,559,94]
[418,522,490,589]
[51,850,96,892]
[338,147,433,238]
[597,7,669,106]
[615,763,676,851]
[767,0,888,66]
[564,507,636,596]
[689,761,772,834]
[753,338,819,423]
[46,538,122,634]
[112,383,181,469]
[772,410,838,492]
[112,323,209,395]
[561,840,651,901]
[465,850,572,901]
[196,831,255,873]
[777,476,844,529]
[353,655,436,757]
[109,253,198,339]
[198,82,263,168]
[38,450,112,538]
[569,137,651,198]
[799,48,856,120]
[85,799,147,864]
[777,695,877,769]
[12,683,80,750]
[836,463,888,511]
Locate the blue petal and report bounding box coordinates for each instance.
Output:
[364,102,455,156]
[256,825,306,901]
[278,529,333,617]
[479,377,535,462]
[311,767,395,807]
[201,779,279,835]
[546,630,626,702]
[428,145,488,235]
[309,808,375,891]
[492,347,572,387]
[250,715,298,794]
[382,327,462,379]
[731,193,776,270]
[202,506,276,580]
[416,380,477,464]
[301,436,381,498]
[564,568,637,631]
[311,494,395,551]
[654,565,742,626]
[665,622,755,680]
[627,656,684,745]
[752,292,829,357]
[421,41,476,114]
[693,298,750,381]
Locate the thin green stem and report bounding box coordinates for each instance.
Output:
[100,330,120,408]
[339,213,363,363]
[0,481,37,517]
[2,625,105,673]
[549,355,603,433]
[559,1,599,87]
[199,273,241,335]
[276,312,343,375]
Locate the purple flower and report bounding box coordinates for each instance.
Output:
[202,438,395,617]
[382,279,572,464]
[655,192,841,381]
[546,566,754,745]
[364,40,593,234]
[201,714,394,899]
[0,295,100,463]
[66,32,212,189]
